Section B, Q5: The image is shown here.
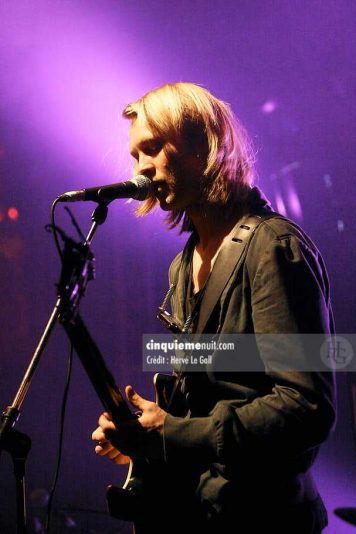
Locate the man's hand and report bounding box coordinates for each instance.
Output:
[92,385,167,461]
[91,425,130,465]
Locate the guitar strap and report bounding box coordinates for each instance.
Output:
[194,213,269,336]
[167,212,279,337]
[158,212,278,412]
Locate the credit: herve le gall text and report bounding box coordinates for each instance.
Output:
[145,354,213,366]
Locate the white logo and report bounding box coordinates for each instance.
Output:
[320,336,354,370]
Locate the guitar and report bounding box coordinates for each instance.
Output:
[61,313,195,529]
[105,372,187,522]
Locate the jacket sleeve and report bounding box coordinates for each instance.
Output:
[163,224,336,467]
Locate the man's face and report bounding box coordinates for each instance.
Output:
[129,116,202,212]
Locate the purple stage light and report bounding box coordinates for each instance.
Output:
[274,192,287,216]
[261,99,278,114]
[337,220,345,232]
[286,185,303,220]
[323,174,333,188]
[0,1,153,180]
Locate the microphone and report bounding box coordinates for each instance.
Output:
[57,175,153,203]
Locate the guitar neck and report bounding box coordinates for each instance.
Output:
[61,313,135,423]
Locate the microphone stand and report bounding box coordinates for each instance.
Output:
[0,202,123,533]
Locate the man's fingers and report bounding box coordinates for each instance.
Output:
[94,441,130,464]
[98,413,116,432]
[95,440,116,455]
[94,443,109,455]
[113,453,131,465]
[92,426,106,442]
[125,385,147,411]
[96,444,119,459]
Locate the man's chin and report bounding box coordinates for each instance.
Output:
[157,194,176,211]
[158,202,174,212]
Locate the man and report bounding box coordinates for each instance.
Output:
[92,83,336,533]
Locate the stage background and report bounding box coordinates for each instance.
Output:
[0,1,355,532]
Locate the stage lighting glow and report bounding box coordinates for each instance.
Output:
[8,207,19,221]
[0,1,153,181]
[261,99,278,114]
[274,193,287,216]
[287,187,303,220]
[337,220,345,232]
[323,174,333,188]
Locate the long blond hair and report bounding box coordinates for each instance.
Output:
[123,82,255,231]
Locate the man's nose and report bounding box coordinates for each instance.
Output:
[137,155,155,179]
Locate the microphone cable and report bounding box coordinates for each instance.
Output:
[50,197,64,261]
[45,342,74,534]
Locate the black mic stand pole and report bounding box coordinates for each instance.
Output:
[0,202,109,533]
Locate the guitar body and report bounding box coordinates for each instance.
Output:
[106,373,192,528]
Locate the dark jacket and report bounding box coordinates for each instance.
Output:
[162,194,336,532]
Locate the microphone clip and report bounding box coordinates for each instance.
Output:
[46,223,96,321]
[57,236,95,319]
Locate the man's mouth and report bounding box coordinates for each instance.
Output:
[152,180,167,195]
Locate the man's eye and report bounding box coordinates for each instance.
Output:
[145,142,162,155]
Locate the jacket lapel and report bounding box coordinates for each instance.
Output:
[172,233,197,325]
[195,215,263,335]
